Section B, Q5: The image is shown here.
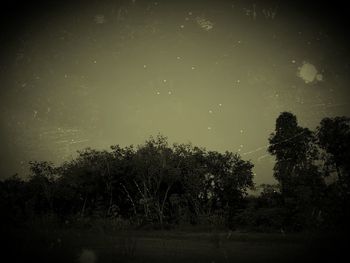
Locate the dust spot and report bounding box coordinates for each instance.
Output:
[195,16,214,31]
[94,14,106,24]
[78,249,97,263]
[297,61,323,84]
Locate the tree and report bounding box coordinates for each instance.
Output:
[317,116,350,185]
[132,135,181,227]
[172,143,208,224]
[59,148,115,218]
[268,112,325,230]
[0,174,27,225]
[316,116,350,228]
[27,161,59,214]
[205,151,254,228]
[268,112,322,195]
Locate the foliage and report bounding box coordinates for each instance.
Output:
[1,112,350,232]
[0,134,254,230]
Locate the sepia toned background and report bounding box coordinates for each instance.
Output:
[1,0,349,184]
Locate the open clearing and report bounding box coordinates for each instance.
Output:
[2,228,346,263]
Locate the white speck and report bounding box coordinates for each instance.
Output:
[33,110,38,118]
[168,91,172,95]
[191,66,195,70]
[209,110,213,114]
[291,60,296,64]
[218,103,222,107]
[240,145,244,148]
[240,129,244,133]
[78,249,97,263]
[156,91,160,95]
[163,79,167,83]
[94,14,106,24]
[177,56,181,60]
[143,64,147,68]
[238,148,241,152]
[237,40,241,44]
[316,73,323,81]
[64,74,68,78]
[185,17,189,21]
[93,60,97,64]
[195,16,214,31]
[188,11,192,16]
[180,24,185,29]
[237,79,240,83]
[207,126,212,130]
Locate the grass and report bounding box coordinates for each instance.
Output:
[1,223,347,263]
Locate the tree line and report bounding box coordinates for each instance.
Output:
[1,112,349,232]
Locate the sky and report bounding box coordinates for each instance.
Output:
[1,0,350,184]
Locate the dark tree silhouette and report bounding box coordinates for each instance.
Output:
[316,116,350,228]
[317,116,350,184]
[268,112,325,230]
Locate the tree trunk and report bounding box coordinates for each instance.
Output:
[81,194,87,217]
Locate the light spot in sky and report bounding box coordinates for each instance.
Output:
[207,126,212,130]
[168,91,172,95]
[297,61,323,83]
[180,24,185,29]
[191,66,196,70]
[143,64,147,68]
[156,91,160,95]
[218,103,222,107]
[209,110,213,114]
[195,16,214,31]
[94,14,106,24]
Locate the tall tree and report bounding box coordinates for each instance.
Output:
[268,112,321,195]
[133,135,181,227]
[317,116,350,184]
[316,117,350,227]
[268,112,324,229]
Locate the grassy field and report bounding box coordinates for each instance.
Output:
[2,225,347,263]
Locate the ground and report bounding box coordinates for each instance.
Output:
[2,226,346,263]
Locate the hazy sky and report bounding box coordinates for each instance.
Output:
[1,0,350,184]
